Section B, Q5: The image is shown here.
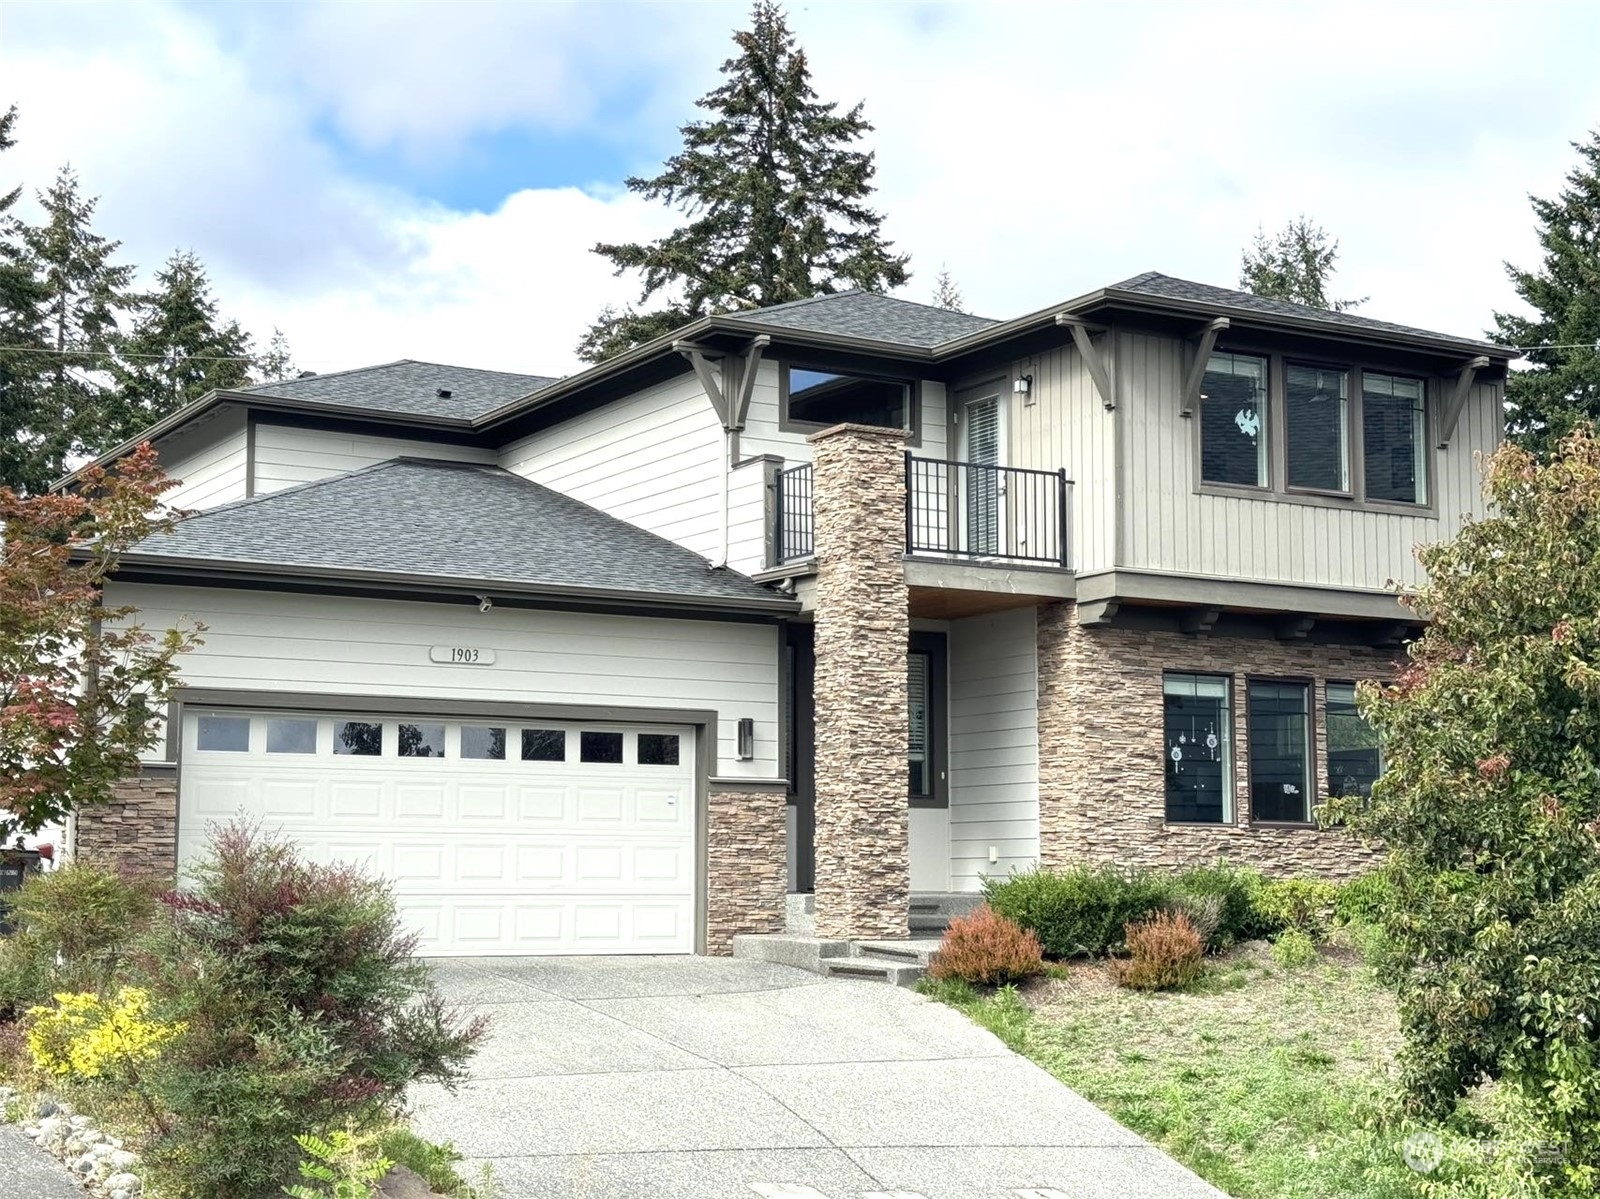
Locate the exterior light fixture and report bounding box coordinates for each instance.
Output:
[737,717,754,760]
[1013,374,1033,398]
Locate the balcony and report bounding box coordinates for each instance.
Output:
[774,453,1074,571]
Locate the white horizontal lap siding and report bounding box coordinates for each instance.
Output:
[725,458,771,576]
[107,584,781,779]
[497,372,725,561]
[252,424,494,494]
[158,408,249,511]
[1117,332,1501,591]
[948,608,1039,891]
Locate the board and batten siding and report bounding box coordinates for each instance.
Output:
[498,372,725,562]
[1006,342,1116,575]
[947,607,1039,891]
[157,407,249,511]
[1115,330,1503,591]
[252,423,494,495]
[738,359,949,464]
[108,584,781,780]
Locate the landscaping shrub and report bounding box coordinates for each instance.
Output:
[930,905,1044,986]
[1250,878,1341,940]
[1167,891,1222,949]
[0,859,161,1017]
[1271,927,1318,969]
[984,866,1175,958]
[125,821,485,1199]
[1334,870,1395,927]
[1171,861,1269,944]
[1110,910,1205,991]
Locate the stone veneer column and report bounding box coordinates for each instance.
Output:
[809,423,910,941]
[704,787,788,955]
[1036,601,1083,872]
[72,772,179,876]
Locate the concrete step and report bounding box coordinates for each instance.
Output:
[823,958,925,987]
[784,892,816,936]
[731,933,849,974]
[851,938,941,967]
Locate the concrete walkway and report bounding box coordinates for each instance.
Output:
[413,956,1225,1199]
[0,1123,83,1199]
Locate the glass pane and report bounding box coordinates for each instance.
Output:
[788,367,908,429]
[1163,673,1231,822]
[1327,682,1382,799]
[1363,373,1427,503]
[265,718,317,754]
[580,731,624,764]
[461,725,506,760]
[638,733,680,766]
[521,729,565,762]
[398,722,445,758]
[908,653,930,796]
[1286,364,1349,491]
[1201,353,1268,486]
[334,720,382,756]
[197,715,249,752]
[1248,681,1311,822]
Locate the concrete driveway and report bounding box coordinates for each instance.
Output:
[412,956,1224,1199]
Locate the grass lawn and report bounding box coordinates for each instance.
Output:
[923,938,1435,1198]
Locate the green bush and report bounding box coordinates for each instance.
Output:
[0,859,161,1017]
[1250,878,1341,940]
[1171,862,1269,945]
[1333,871,1394,926]
[984,866,1175,958]
[130,822,485,1199]
[1271,927,1318,968]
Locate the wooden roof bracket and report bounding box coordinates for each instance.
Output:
[1439,354,1492,449]
[676,336,769,432]
[1179,318,1230,418]
[1055,314,1115,410]
[727,335,770,432]
[674,340,729,427]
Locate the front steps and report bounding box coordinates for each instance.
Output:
[732,892,977,986]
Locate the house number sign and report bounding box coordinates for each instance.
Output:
[429,646,496,665]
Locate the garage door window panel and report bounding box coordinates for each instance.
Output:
[521,729,565,762]
[265,718,317,754]
[637,733,680,766]
[335,720,383,756]
[197,715,250,752]
[581,731,624,764]
[461,725,507,760]
[399,722,446,758]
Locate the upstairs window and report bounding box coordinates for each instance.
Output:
[1363,373,1428,504]
[783,366,911,432]
[1286,364,1350,492]
[1200,353,1268,487]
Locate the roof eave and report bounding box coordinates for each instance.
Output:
[107,552,802,618]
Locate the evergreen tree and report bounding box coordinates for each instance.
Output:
[1493,129,1600,454]
[102,250,252,450]
[578,0,909,363]
[254,326,296,383]
[20,165,135,466]
[0,105,54,493]
[931,266,965,313]
[1239,217,1366,312]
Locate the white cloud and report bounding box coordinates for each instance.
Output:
[3,0,1598,383]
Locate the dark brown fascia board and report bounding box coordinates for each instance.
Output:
[108,552,801,618]
[52,390,482,492]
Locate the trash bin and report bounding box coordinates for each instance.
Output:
[0,849,42,936]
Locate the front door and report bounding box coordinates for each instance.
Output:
[958,384,1004,555]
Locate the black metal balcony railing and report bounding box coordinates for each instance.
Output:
[772,455,1073,568]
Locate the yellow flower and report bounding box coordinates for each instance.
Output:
[26,988,184,1080]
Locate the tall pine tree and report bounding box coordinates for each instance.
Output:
[21,165,135,467]
[0,105,54,493]
[1494,129,1600,454]
[578,0,909,362]
[1239,217,1366,312]
[101,250,252,451]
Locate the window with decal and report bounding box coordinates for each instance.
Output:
[1163,673,1232,823]
[1248,680,1312,822]
[1200,353,1269,487]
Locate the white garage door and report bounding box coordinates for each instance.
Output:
[177,708,697,955]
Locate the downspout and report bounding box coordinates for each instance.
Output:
[718,427,733,569]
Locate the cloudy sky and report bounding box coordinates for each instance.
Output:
[3,0,1597,378]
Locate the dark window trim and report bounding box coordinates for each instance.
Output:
[1161,669,1236,826]
[1244,675,1316,827]
[1194,341,1437,515]
[778,361,924,446]
[1324,677,1384,801]
[1282,358,1354,498]
[909,631,948,809]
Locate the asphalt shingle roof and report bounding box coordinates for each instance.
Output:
[127,458,789,609]
[720,290,998,347]
[1110,272,1502,352]
[241,360,558,421]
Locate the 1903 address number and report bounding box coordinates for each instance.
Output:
[428,645,496,665]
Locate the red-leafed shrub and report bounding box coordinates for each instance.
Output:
[930,904,1044,986]
[1110,910,1205,991]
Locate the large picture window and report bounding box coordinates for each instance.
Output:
[1164,673,1232,823]
[1326,682,1382,799]
[783,366,910,432]
[1248,680,1312,822]
[1363,373,1428,504]
[1200,353,1268,487]
[1286,364,1350,492]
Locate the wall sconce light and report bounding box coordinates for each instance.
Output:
[1013,373,1034,405]
[736,717,754,760]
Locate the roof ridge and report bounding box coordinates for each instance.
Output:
[238,358,416,393]
[730,290,863,317]
[397,360,557,380]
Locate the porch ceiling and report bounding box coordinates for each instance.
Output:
[908,586,1054,619]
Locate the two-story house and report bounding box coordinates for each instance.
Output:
[63,272,1513,957]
